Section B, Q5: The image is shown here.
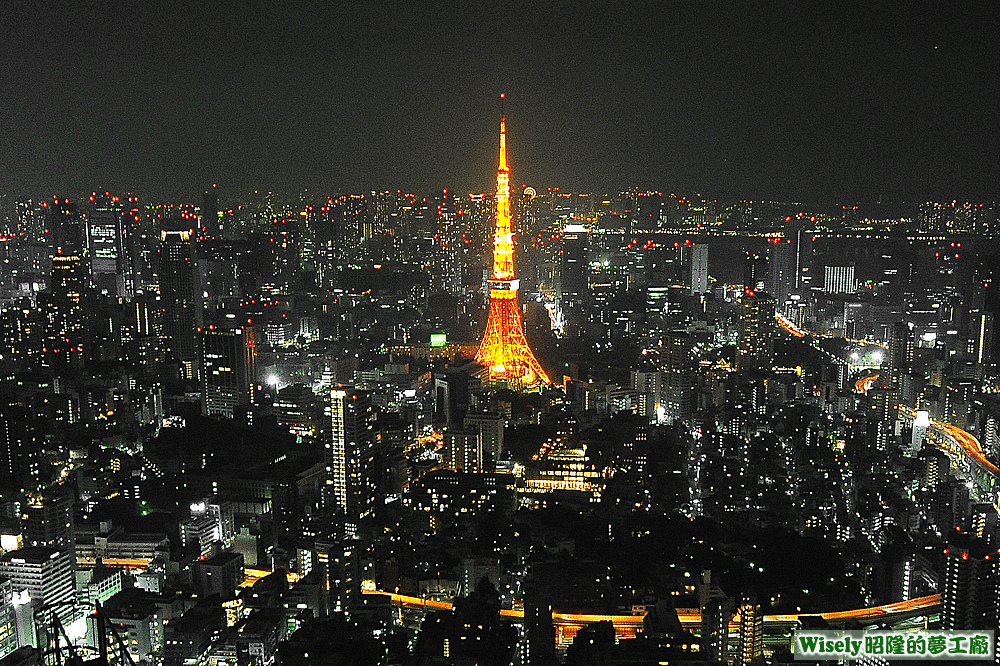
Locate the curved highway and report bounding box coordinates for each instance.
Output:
[854,372,880,394]
[362,590,940,631]
[776,313,997,500]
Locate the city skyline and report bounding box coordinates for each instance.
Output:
[3,3,1000,664]
[2,2,998,204]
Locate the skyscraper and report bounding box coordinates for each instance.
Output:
[475,99,550,390]
[86,192,134,298]
[689,243,709,295]
[200,326,258,418]
[158,226,200,378]
[735,596,763,666]
[0,407,42,493]
[885,321,914,386]
[736,291,775,373]
[432,189,463,296]
[39,253,85,369]
[23,490,75,561]
[941,541,998,633]
[201,184,220,236]
[743,252,767,293]
[46,198,84,255]
[973,312,994,366]
[766,238,794,304]
[560,224,588,304]
[325,387,375,521]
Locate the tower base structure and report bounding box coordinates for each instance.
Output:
[475,282,550,391]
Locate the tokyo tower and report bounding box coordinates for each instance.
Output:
[475,97,551,389]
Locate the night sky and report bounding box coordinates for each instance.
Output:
[2,1,998,205]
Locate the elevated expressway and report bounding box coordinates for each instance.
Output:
[362,590,940,638]
[898,406,999,508]
[778,313,998,508]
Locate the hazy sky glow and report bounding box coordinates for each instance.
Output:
[2,1,997,204]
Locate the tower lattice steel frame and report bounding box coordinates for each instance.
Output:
[475,98,550,390]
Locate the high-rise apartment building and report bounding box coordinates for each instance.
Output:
[941,541,998,634]
[701,596,731,665]
[735,596,763,666]
[432,190,463,296]
[325,388,376,521]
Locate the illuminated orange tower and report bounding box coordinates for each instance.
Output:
[475,97,551,389]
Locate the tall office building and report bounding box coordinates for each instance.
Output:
[462,411,505,470]
[201,184,220,236]
[766,238,794,304]
[743,252,767,293]
[0,408,42,494]
[200,327,258,418]
[885,321,914,386]
[325,388,375,521]
[86,192,134,298]
[824,264,856,294]
[46,198,85,255]
[560,225,589,304]
[158,226,200,378]
[689,243,709,295]
[0,578,18,660]
[39,253,85,369]
[0,304,46,373]
[736,292,775,373]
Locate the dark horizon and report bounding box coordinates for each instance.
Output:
[2,1,998,206]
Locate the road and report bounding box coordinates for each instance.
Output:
[898,407,998,476]
[363,590,940,631]
[854,372,880,394]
